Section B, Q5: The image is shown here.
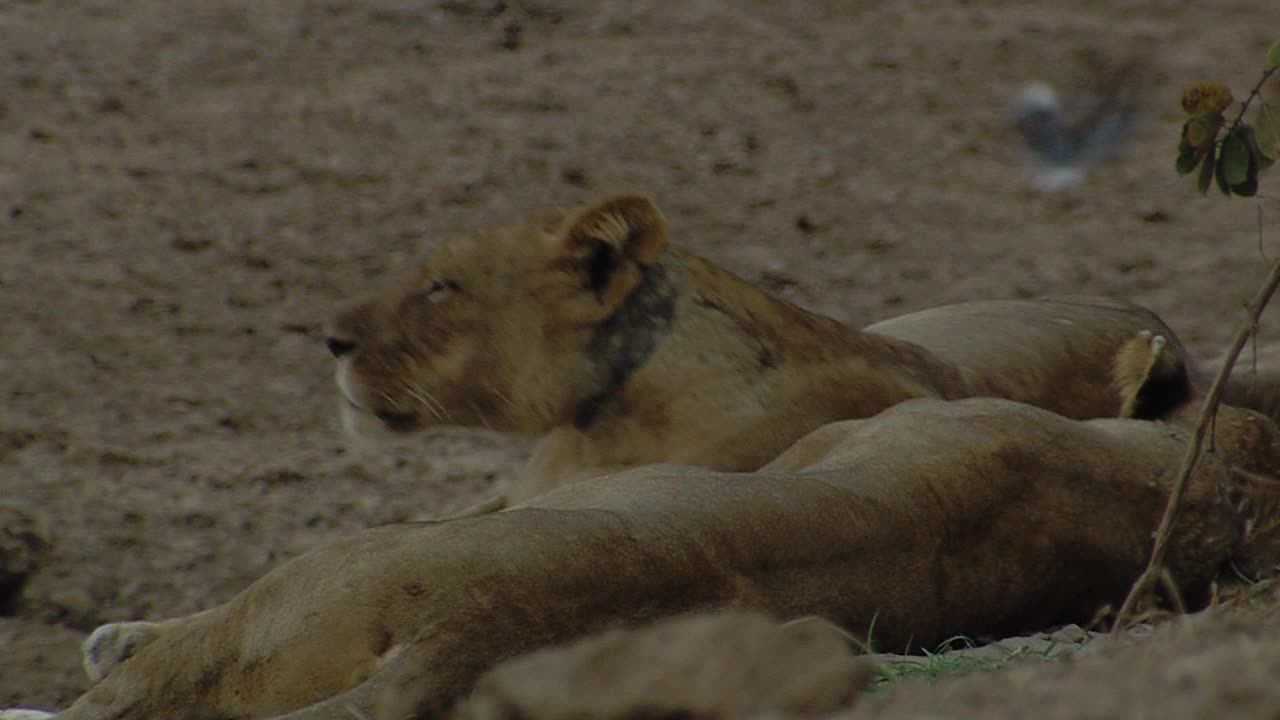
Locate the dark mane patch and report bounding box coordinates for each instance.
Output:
[574,263,677,429]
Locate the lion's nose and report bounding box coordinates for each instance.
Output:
[326,337,356,358]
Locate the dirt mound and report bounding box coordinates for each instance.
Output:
[459,612,870,720]
[850,593,1280,720]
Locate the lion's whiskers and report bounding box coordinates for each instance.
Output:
[490,385,517,410]
[468,400,492,430]
[405,381,449,422]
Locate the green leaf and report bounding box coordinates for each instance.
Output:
[1185,111,1224,148]
[1177,123,1206,175]
[1177,147,1203,175]
[1242,125,1276,171]
[1255,102,1280,160]
[1214,145,1235,195]
[1232,164,1259,196]
[1267,37,1280,71]
[1199,141,1217,195]
[1230,149,1260,197]
[1221,130,1251,185]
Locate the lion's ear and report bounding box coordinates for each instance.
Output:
[1113,331,1192,420]
[554,195,669,307]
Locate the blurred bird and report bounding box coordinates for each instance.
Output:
[1010,74,1141,191]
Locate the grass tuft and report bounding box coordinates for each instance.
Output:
[867,635,1062,692]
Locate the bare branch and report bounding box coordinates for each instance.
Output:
[1112,235,1280,633]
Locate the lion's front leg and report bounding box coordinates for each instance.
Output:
[80,612,213,687]
[40,608,246,720]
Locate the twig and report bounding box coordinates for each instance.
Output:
[1260,206,1270,264]
[1226,65,1279,138]
[1112,236,1280,634]
[1158,567,1187,616]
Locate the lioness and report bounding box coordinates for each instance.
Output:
[1226,368,1280,438]
[326,193,1193,506]
[13,333,1279,720]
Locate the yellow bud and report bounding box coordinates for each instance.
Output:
[1181,81,1234,115]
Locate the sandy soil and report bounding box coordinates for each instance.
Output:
[2,0,1279,714]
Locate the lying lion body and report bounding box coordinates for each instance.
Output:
[37,337,1280,719]
[327,194,1195,506]
[1226,368,1280,421]
[866,295,1201,420]
[17,196,1277,719]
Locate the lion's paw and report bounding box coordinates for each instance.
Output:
[0,709,57,719]
[82,620,163,684]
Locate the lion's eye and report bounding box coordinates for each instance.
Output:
[426,279,460,299]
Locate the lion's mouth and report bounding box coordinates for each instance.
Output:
[337,397,426,437]
[335,365,425,435]
[373,408,421,433]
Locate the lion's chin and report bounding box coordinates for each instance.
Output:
[338,400,424,439]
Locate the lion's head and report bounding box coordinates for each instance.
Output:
[326,195,670,438]
[1112,330,1280,481]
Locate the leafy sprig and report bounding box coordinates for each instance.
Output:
[1116,38,1280,634]
[1175,39,1280,197]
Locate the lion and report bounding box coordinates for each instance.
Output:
[1222,342,1280,425]
[326,193,1196,507]
[11,332,1279,720]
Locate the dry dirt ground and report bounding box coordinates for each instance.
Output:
[3,0,1280,715]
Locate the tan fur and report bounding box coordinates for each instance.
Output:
[35,333,1279,720]
[42,385,1280,720]
[1114,331,1171,412]
[27,190,1269,718]
[1224,367,1280,422]
[865,296,1201,420]
[327,194,1195,507]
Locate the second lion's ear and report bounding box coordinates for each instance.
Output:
[554,195,669,307]
[1113,331,1192,420]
